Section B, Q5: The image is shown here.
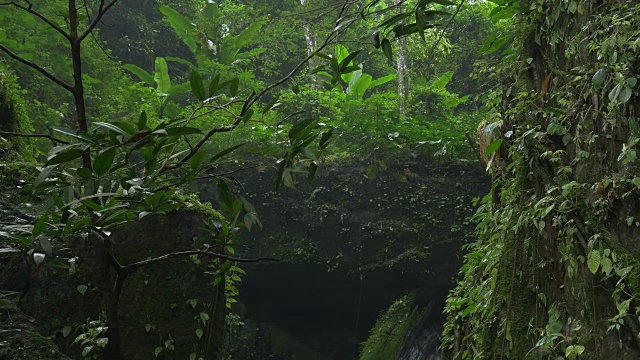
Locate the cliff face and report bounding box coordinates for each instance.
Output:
[1,204,225,360]
[442,2,640,359]
[199,158,488,358]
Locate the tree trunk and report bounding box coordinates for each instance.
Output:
[393,0,408,116]
[300,0,320,88]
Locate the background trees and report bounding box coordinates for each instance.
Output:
[0,0,525,359]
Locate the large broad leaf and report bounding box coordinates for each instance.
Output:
[93,147,117,176]
[190,70,206,101]
[219,21,265,65]
[485,139,504,157]
[122,64,154,86]
[165,56,196,69]
[334,44,350,64]
[45,148,85,166]
[235,47,267,60]
[431,71,454,89]
[369,73,396,88]
[347,74,373,100]
[154,57,171,95]
[159,5,197,54]
[343,68,362,89]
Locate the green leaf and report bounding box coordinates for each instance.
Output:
[77,284,88,295]
[347,74,372,100]
[620,86,632,104]
[195,328,203,339]
[190,70,206,101]
[592,68,606,87]
[369,74,396,88]
[609,83,621,102]
[45,148,85,166]
[209,143,245,164]
[484,139,504,157]
[289,118,317,142]
[123,64,154,85]
[32,214,48,237]
[159,5,197,53]
[339,50,362,72]
[34,165,58,187]
[138,111,148,130]
[165,56,195,68]
[461,304,476,318]
[93,147,117,176]
[241,108,254,124]
[431,71,454,89]
[587,250,601,274]
[381,39,393,62]
[154,57,171,94]
[208,74,220,97]
[229,78,239,97]
[93,122,131,136]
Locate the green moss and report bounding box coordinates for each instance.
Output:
[173,193,225,223]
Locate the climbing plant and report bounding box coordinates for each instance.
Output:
[442,1,640,359]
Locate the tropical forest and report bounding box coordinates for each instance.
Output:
[0,0,639,359]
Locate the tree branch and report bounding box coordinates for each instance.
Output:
[248,0,355,110]
[0,130,70,144]
[124,250,278,273]
[0,1,71,40]
[79,0,120,42]
[157,0,355,175]
[0,45,74,93]
[426,0,466,75]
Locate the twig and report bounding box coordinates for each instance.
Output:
[426,0,466,76]
[0,1,71,40]
[0,130,70,144]
[79,0,120,42]
[247,0,355,110]
[124,250,278,272]
[0,45,74,93]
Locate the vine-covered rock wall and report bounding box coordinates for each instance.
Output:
[443,1,640,359]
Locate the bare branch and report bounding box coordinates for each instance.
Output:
[0,131,71,144]
[0,45,74,93]
[0,1,71,40]
[125,250,278,272]
[79,0,119,42]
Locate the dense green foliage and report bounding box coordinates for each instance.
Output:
[0,0,571,359]
[442,1,640,359]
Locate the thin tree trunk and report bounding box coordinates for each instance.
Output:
[393,0,409,116]
[69,2,122,357]
[300,0,319,88]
